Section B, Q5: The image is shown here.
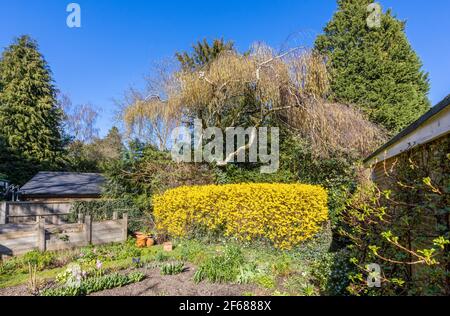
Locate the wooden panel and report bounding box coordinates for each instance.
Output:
[0,230,35,241]
[0,216,127,257]
[6,202,72,224]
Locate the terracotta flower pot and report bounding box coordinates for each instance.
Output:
[163,242,173,252]
[146,238,155,247]
[136,235,148,248]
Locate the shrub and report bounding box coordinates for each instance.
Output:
[342,148,450,296]
[22,251,57,271]
[153,183,328,250]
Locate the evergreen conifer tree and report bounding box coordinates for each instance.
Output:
[315,0,430,133]
[0,35,63,183]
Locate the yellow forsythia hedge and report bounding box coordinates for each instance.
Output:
[153,183,328,250]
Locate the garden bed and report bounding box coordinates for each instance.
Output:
[0,225,346,296]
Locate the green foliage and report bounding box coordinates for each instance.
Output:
[309,250,352,296]
[214,164,296,185]
[281,137,358,232]
[176,38,235,71]
[0,251,59,277]
[160,262,185,275]
[101,142,215,232]
[22,251,57,271]
[193,245,245,284]
[0,35,64,184]
[235,263,259,285]
[155,251,170,262]
[68,199,144,233]
[64,127,123,173]
[40,271,145,296]
[255,275,276,290]
[342,140,450,295]
[315,0,430,133]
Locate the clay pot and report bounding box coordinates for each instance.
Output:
[146,238,155,247]
[136,234,148,248]
[163,242,173,252]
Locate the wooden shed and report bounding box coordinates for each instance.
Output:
[18,172,105,202]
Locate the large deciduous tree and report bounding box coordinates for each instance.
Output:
[315,0,430,133]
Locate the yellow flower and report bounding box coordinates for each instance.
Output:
[153,183,328,250]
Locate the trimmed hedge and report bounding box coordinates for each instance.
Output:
[153,183,328,250]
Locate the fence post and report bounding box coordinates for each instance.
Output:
[122,213,128,242]
[84,215,92,246]
[0,202,6,225]
[78,213,83,224]
[36,216,46,252]
[113,211,118,220]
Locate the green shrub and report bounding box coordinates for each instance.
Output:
[271,255,293,277]
[22,251,57,271]
[309,250,351,296]
[214,164,297,185]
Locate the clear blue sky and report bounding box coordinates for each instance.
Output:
[1,0,449,136]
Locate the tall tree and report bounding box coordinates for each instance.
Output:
[65,127,123,173]
[0,36,64,169]
[315,0,430,133]
[60,94,100,143]
[176,38,235,71]
[94,126,123,162]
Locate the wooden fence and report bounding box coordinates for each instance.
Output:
[0,212,128,258]
[0,201,72,225]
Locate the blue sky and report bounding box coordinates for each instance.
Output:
[1,0,449,137]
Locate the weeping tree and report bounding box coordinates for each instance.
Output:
[122,41,384,162]
[119,40,387,232]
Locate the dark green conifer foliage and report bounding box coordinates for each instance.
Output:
[315,0,430,133]
[176,38,235,71]
[0,36,63,184]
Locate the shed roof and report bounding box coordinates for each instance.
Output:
[20,172,105,197]
[364,94,450,164]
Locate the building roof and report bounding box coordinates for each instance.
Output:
[20,172,105,197]
[364,94,450,165]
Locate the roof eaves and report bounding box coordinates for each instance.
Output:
[364,94,450,164]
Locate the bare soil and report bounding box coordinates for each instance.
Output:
[0,264,264,297]
[91,264,262,296]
